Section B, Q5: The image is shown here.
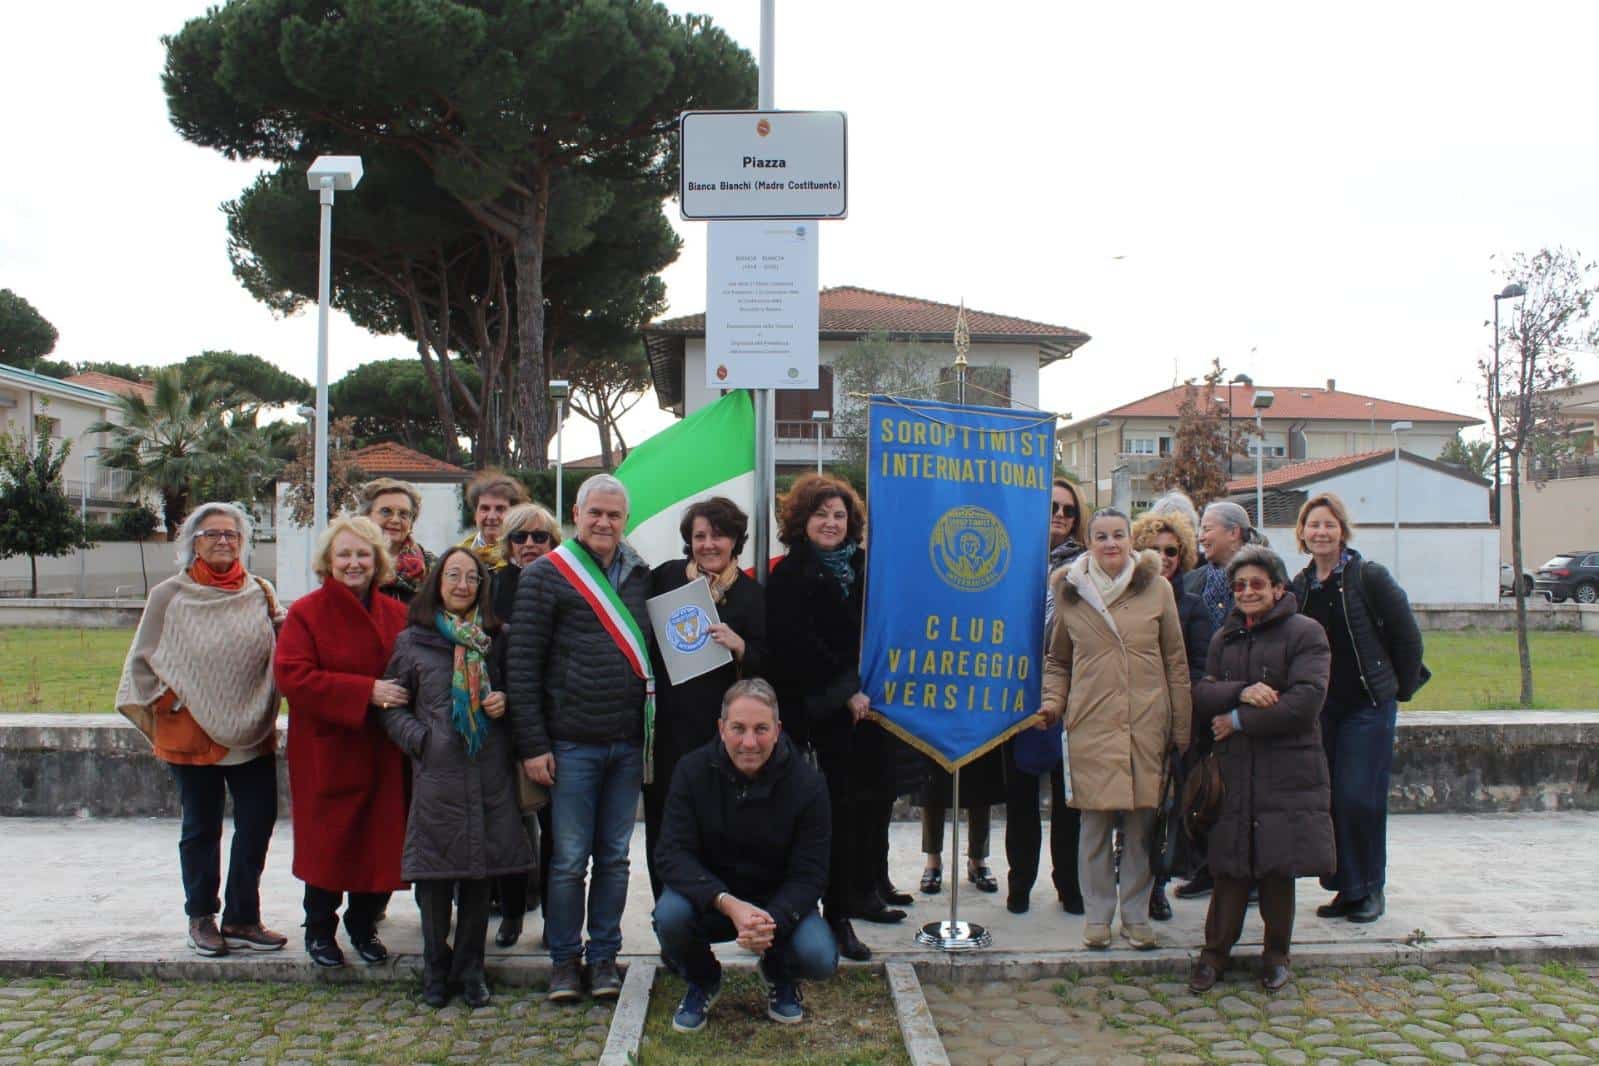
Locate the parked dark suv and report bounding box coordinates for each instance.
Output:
[1534,551,1599,604]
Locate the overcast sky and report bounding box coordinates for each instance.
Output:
[5,0,1597,459]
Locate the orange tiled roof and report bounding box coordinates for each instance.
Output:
[349,442,469,477]
[64,372,155,402]
[648,285,1089,343]
[1071,383,1477,431]
[1224,450,1424,493]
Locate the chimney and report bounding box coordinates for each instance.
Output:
[1326,378,1336,393]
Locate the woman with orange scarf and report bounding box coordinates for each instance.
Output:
[116,502,288,958]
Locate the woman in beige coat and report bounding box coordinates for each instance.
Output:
[1041,508,1192,951]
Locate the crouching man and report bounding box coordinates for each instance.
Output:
[654,678,837,1032]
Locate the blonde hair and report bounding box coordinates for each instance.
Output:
[313,515,396,588]
[503,502,562,546]
[1131,510,1198,573]
[1294,491,1355,553]
[358,478,422,518]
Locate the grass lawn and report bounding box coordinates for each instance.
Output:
[0,626,1593,713]
[638,968,911,1066]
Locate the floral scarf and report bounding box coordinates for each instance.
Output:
[435,609,493,757]
[1201,562,1233,627]
[813,541,858,595]
[389,540,432,599]
[685,559,741,605]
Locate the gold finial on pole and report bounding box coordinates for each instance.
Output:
[953,299,970,367]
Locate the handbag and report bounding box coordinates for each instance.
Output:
[517,772,549,815]
[1180,747,1225,840]
[1149,748,1183,879]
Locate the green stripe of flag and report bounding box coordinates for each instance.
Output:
[617,389,755,530]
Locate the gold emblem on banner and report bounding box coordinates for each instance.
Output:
[930,505,1011,592]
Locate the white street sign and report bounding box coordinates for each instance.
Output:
[705,221,819,389]
[681,110,847,220]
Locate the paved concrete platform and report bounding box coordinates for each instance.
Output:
[2,812,1596,982]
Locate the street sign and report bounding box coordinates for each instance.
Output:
[705,220,819,389]
[680,110,847,220]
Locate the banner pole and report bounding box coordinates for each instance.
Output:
[949,767,961,927]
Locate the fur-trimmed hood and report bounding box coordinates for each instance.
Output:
[1053,548,1163,606]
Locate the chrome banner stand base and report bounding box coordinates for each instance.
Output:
[916,919,992,951]
[915,764,992,952]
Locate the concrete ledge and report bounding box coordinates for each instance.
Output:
[887,961,952,1066]
[4,711,1598,817]
[0,599,145,628]
[1413,602,1599,632]
[599,960,655,1066]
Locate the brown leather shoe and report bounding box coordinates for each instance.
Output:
[188,916,228,957]
[1262,963,1292,992]
[222,922,288,952]
[1187,961,1219,993]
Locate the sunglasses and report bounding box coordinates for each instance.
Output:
[1051,502,1078,517]
[1156,545,1181,558]
[1231,577,1273,593]
[508,529,553,545]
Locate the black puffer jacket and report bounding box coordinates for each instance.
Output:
[656,734,830,937]
[506,540,650,758]
[1289,550,1424,704]
[381,625,533,881]
[764,540,867,754]
[1193,593,1334,880]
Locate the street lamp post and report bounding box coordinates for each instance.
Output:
[1392,420,1413,580]
[550,380,571,524]
[79,449,99,597]
[1094,418,1112,507]
[811,409,830,474]
[1491,283,1528,524]
[1226,373,1252,479]
[1252,390,1275,529]
[305,155,363,548]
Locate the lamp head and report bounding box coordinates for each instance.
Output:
[1496,283,1527,300]
[811,409,830,421]
[306,155,364,192]
[1391,420,1414,434]
[1251,389,1275,411]
[1095,418,1112,429]
[1231,373,1253,385]
[549,379,570,401]
[296,404,316,420]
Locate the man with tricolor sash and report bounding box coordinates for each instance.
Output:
[507,474,655,1005]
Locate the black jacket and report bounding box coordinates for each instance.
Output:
[648,560,767,770]
[381,626,533,881]
[763,540,866,753]
[655,734,830,936]
[1174,581,1215,686]
[1290,550,1424,704]
[506,540,651,758]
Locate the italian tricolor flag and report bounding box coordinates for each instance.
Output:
[616,390,769,570]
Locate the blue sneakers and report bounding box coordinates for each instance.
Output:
[671,976,721,1034]
[759,957,805,1025]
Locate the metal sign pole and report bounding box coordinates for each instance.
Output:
[916,306,991,951]
[752,0,776,585]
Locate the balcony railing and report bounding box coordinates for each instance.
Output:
[62,467,136,503]
[1531,457,1597,481]
[775,420,836,440]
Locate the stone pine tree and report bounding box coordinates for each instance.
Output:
[0,430,89,597]
[1481,247,1598,707]
[0,290,59,371]
[1151,358,1255,511]
[163,0,756,466]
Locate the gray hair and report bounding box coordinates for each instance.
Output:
[1202,500,1251,535]
[1148,491,1199,535]
[575,473,630,514]
[721,678,781,722]
[1226,545,1289,588]
[175,502,253,569]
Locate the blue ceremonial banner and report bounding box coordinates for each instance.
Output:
[861,395,1056,771]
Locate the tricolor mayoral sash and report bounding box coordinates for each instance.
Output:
[860,395,1055,771]
[545,542,657,783]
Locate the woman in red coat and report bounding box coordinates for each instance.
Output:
[274,516,411,968]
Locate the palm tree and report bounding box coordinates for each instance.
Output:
[89,369,235,538]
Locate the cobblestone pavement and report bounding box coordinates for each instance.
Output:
[924,961,1599,1066]
[0,977,612,1064]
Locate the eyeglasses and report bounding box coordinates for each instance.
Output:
[375,506,414,522]
[508,529,553,545]
[1157,545,1181,558]
[1231,577,1273,593]
[1051,502,1078,518]
[196,530,241,543]
[441,570,482,586]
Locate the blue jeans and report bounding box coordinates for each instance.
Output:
[1320,696,1398,899]
[654,887,838,988]
[546,739,643,964]
[168,755,278,925]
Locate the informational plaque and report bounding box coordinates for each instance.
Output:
[646,578,734,686]
[680,110,847,220]
[705,220,820,390]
